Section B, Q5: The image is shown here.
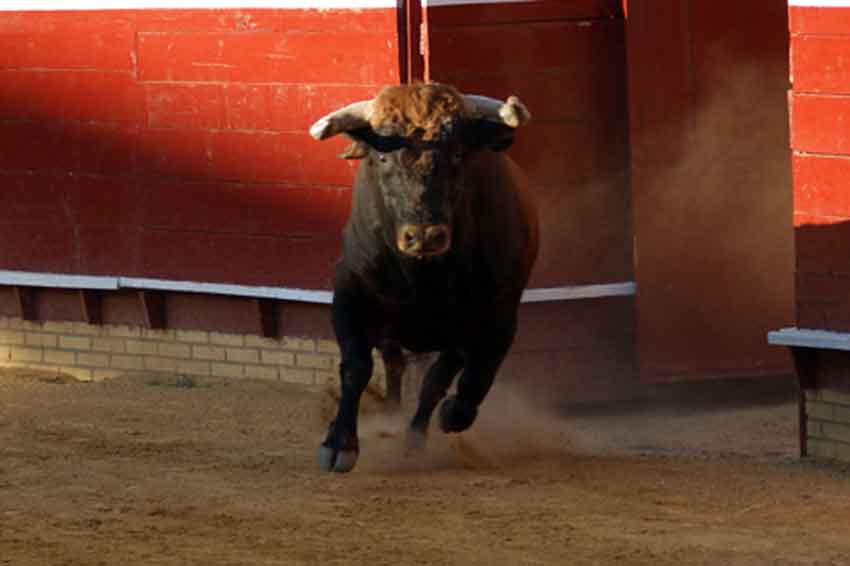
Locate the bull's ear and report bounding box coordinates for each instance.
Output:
[465,120,517,152]
[339,141,369,160]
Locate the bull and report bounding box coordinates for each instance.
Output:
[310,83,538,473]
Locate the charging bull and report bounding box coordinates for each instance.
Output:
[310,83,538,472]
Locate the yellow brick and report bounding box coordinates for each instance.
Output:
[193,345,226,361]
[809,438,837,460]
[282,337,315,352]
[261,350,295,366]
[111,355,144,370]
[245,335,282,348]
[212,362,244,378]
[144,357,179,372]
[107,325,142,338]
[59,336,91,351]
[0,317,8,329]
[823,422,850,444]
[177,360,211,376]
[245,365,278,381]
[25,333,58,348]
[9,347,43,363]
[44,350,76,366]
[78,352,110,368]
[126,340,158,356]
[281,368,314,385]
[297,353,332,370]
[176,330,209,344]
[317,340,339,354]
[210,332,244,347]
[836,442,850,464]
[835,405,850,426]
[41,320,71,333]
[8,319,40,331]
[71,322,102,336]
[226,347,259,364]
[807,401,834,421]
[157,343,191,359]
[820,389,850,407]
[0,329,25,345]
[315,370,338,386]
[142,328,174,340]
[92,338,126,353]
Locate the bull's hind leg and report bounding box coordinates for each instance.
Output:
[406,350,465,450]
[317,288,374,473]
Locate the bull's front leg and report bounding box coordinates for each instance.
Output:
[317,288,374,473]
[438,321,515,434]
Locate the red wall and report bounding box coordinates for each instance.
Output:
[0,8,399,289]
[790,3,850,331]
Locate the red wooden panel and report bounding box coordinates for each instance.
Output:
[628,0,793,382]
[427,0,623,26]
[791,93,850,154]
[142,182,349,237]
[793,153,850,218]
[223,84,381,133]
[137,30,398,84]
[790,6,850,35]
[0,224,77,273]
[429,20,622,77]
[145,83,227,130]
[0,173,76,226]
[138,128,356,185]
[135,8,396,34]
[0,121,79,172]
[0,70,144,124]
[78,226,142,276]
[76,123,139,175]
[795,213,850,275]
[141,229,339,288]
[0,12,135,70]
[792,35,850,94]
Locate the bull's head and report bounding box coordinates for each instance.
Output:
[310,84,530,260]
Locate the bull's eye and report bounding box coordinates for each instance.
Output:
[376,153,387,163]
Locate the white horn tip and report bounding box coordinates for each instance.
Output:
[309,117,331,140]
[500,96,531,128]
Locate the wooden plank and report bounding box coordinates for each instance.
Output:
[79,290,103,325]
[790,5,850,36]
[792,35,850,94]
[793,153,850,218]
[427,0,623,26]
[138,290,167,330]
[13,286,37,321]
[256,299,280,339]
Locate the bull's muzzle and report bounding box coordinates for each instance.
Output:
[397,224,452,258]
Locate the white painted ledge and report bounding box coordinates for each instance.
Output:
[0,269,635,305]
[768,327,850,352]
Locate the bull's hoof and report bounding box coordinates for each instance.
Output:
[438,397,478,433]
[317,443,359,473]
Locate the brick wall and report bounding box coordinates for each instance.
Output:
[790,2,850,331]
[805,389,850,463]
[0,315,387,391]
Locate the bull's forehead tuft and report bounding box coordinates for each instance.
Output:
[370,83,469,141]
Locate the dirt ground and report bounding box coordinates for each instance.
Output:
[1,367,849,566]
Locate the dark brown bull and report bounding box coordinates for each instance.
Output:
[310,83,538,472]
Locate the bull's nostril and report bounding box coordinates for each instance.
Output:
[424,225,451,253]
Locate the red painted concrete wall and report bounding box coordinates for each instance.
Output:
[0,8,398,289]
[790,3,850,331]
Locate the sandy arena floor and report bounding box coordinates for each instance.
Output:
[1,367,849,565]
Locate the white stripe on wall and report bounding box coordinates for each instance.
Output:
[768,327,850,352]
[0,0,397,10]
[0,269,635,304]
[789,0,850,7]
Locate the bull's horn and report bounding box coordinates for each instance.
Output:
[463,95,531,128]
[309,100,374,140]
